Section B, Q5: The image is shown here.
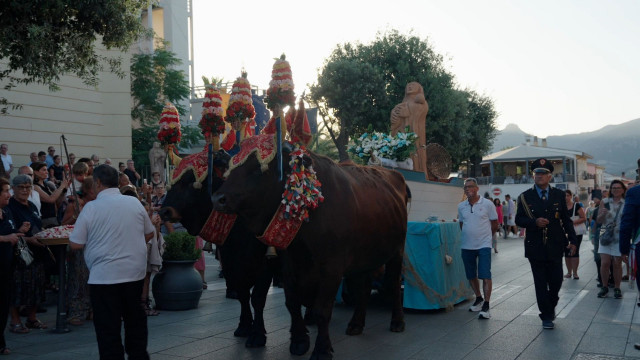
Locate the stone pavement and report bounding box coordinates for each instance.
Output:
[5,237,640,360]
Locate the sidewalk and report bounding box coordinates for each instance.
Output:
[5,237,640,359]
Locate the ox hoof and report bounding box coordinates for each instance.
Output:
[310,350,333,360]
[289,336,310,356]
[390,320,405,332]
[345,323,363,336]
[245,333,267,348]
[234,325,252,337]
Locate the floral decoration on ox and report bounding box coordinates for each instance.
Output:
[157,102,182,145]
[281,142,324,222]
[264,54,296,111]
[348,127,418,165]
[198,84,226,142]
[225,71,256,131]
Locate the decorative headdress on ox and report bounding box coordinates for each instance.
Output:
[264,54,295,111]
[198,84,226,150]
[221,72,257,151]
[157,102,182,149]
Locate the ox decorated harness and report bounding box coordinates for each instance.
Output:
[174,135,324,249]
[170,148,237,245]
[224,134,324,249]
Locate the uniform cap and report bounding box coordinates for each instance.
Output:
[531,158,554,173]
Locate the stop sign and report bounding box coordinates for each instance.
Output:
[492,187,501,197]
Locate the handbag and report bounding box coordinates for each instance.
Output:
[599,201,622,246]
[15,236,34,267]
[571,203,587,235]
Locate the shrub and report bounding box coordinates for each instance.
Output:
[162,232,201,261]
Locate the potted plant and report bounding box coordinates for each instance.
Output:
[152,232,203,310]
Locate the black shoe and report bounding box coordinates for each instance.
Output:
[469,296,484,312]
[542,320,554,329]
[634,343,640,350]
[598,287,609,298]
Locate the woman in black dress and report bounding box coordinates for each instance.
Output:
[7,174,49,333]
[0,177,30,351]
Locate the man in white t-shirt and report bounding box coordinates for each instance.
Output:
[0,144,13,177]
[458,178,499,319]
[70,165,154,360]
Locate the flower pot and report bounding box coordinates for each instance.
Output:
[152,260,203,310]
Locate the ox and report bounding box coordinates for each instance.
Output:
[212,140,408,360]
[160,151,277,348]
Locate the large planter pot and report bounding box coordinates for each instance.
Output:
[152,260,203,311]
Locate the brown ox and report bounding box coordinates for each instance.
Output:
[212,139,408,360]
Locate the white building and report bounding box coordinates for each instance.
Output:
[477,144,602,202]
[0,1,192,171]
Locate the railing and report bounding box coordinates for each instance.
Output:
[191,83,264,100]
[476,174,576,185]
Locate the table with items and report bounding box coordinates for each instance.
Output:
[403,221,473,310]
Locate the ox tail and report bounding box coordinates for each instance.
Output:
[405,184,412,206]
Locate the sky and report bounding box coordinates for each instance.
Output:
[191,0,640,138]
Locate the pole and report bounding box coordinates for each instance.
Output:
[60,135,79,218]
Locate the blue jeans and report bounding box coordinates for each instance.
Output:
[461,248,492,280]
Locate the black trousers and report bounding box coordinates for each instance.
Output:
[0,269,10,350]
[90,279,149,360]
[528,258,563,321]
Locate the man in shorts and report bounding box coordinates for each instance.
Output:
[458,178,499,319]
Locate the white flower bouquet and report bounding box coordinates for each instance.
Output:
[348,129,418,165]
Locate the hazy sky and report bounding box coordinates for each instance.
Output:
[192,0,640,138]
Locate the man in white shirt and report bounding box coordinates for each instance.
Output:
[458,178,499,319]
[0,144,13,177]
[70,165,154,360]
[505,194,518,237]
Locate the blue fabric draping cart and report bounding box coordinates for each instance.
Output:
[403,221,472,310]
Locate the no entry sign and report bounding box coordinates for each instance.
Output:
[492,187,502,197]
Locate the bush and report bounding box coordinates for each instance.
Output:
[162,232,201,261]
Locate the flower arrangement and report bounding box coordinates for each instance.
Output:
[281,142,324,222]
[157,102,182,145]
[348,128,418,164]
[198,84,226,137]
[264,54,296,111]
[225,72,256,131]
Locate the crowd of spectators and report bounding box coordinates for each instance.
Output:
[0,143,179,355]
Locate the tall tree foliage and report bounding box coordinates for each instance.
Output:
[310,30,497,167]
[462,91,499,176]
[130,45,197,169]
[0,0,153,113]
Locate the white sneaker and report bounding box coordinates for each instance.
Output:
[479,309,491,319]
[469,297,483,312]
[479,303,491,319]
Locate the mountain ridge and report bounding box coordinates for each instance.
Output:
[490,118,640,176]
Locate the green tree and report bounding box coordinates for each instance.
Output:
[308,59,386,160]
[0,0,153,113]
[130,45,198,169]
[310,30,496,167]
[461,91,499,177]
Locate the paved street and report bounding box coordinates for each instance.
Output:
[5,236,640,360]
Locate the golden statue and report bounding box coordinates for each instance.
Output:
[390,82,429,174]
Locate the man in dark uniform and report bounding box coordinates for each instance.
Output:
[516,158,578,330]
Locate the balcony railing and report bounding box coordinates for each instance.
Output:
[476,174,576,185]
